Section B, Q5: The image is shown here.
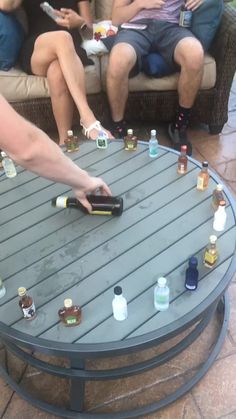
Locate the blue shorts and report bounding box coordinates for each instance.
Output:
[103,19,197,76]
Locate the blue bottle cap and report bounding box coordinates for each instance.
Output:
[189,256,198,267]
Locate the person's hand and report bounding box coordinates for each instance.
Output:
[56,8,84,30]
[73,176,112,213]
[143,0,165,10]
[186,0,203,11]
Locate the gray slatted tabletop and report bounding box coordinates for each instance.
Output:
[0,141,236,418]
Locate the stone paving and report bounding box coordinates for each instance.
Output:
[0,79,235,419]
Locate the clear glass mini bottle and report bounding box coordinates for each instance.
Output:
[112,286,128,321]
[177,145,188,174]
[179,0,192,27]
[18,287,36,320]
[96,130,108,149]
[0,276,6,299]
[203,235,218,268]
[58,298,82,326]
[64,130,79,153]
[124,129,137,151]
[212,184,224,211]
[213,199,227,232]
[154,277,169,311]
[197,161,209,191]
[1,151,17,178]
[149,129,158,158]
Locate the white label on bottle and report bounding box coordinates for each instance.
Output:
[22,303,36,319]
[55,196,67,208]
[112,298,128,321]
[178,164,185,174]
[197,177,204,190]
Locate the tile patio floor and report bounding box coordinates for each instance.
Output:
[0,79,236,419]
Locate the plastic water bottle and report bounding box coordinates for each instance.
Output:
[1,151,17,178]
[154,277,169,311]
[112,286,128,321]
[149,129,158,158]
[96,130,108,149]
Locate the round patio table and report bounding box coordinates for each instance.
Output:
[0,141,235,418]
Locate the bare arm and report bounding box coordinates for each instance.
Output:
[0,0,21,11]
[0,96,111,211]
[57,0,93,34]
[112,0,165,27]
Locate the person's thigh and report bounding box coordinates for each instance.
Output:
[151,22,197,71]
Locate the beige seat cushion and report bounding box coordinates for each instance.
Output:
[101,53,216,91]
[0,55,101,102]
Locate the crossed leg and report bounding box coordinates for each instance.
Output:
[31,30,112,144]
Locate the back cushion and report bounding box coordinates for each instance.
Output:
[0,11,25,71]
[95,0,112,20]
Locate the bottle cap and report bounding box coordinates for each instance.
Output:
[209,235,217,244]
[216,184,223,191]
[157,277,167,287]
[189,256,198,267]
[64,298,73,308]
[202,161,208,168]
[67,130,73,136]
[18,287,26,297]
[127,129,133,135]
[180,145,187,152]
[151,129,156,136]
[219,200,226,206]
[1,151,6,157]
[114,286,122,295]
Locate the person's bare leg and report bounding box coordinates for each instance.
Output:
[47,60,74,145]
[106,43,136,122]
[174,37,204,107]
[31,31,112,140]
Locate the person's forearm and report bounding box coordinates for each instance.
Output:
[0,0,22,11]
[112,0,143,26]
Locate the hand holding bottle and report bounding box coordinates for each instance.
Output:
[73,174,112,213]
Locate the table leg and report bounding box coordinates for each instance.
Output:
[70,357,85,412]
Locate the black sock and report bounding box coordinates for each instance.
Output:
[174,105,191,130]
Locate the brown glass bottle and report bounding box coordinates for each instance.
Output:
[58,298,82,326]
[197,161,209,191]
[212,184,224,211]
[18,287,36,320]
[51,195,123,216]
[203,235,218,268]
[64,130,79,153]
[124,129,137,151]
[177,145,188,174]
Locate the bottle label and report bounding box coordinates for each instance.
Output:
[197,176,204,190]
[90,210,112,215]
[22,303,36,319]
[96,137,108,149]
[55,196,67,208]
[178,164,186,174]
[149,144,158,157]
[65,315,77,325]
[204,251,217,266]
[155,294,169,304]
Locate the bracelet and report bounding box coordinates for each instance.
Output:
[80,22,88,32]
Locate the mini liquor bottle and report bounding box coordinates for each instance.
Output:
[149,129,158,158]
[185,256,199,290]
[112,286,128,321]
[64,130,79,153]
[1,151,17,178]
[213,199,227,232]
[203,235,218,268]
[18,287,36,320]
[154,277,169,311]
[177,145,188,174]
[58,298,82,326]
[124,129,137,151]
[51,195,123,216]
[179,0,192,27]
[0,276,6,299]
[197,161,209,191]
[96,130,108,149]
[212,184,224,211]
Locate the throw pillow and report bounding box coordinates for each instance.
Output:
[191,0,224,51]
[142,53,174,78]
[0,11,25,71]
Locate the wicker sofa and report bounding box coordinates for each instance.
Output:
[0,0,236,135]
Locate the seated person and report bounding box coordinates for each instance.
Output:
[3,0,112,145]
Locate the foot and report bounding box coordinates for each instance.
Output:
[81,120,113,141]
[168,123,192,156]
[110,120,127,139]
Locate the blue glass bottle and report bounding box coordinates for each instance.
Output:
[185,256,199,291]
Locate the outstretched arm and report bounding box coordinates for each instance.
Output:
[0,95,111,211]
[0,0,22,11]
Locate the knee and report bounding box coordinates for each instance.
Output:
[107,44,136,79]
[178,39,204,72]
[55,30,74,50]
